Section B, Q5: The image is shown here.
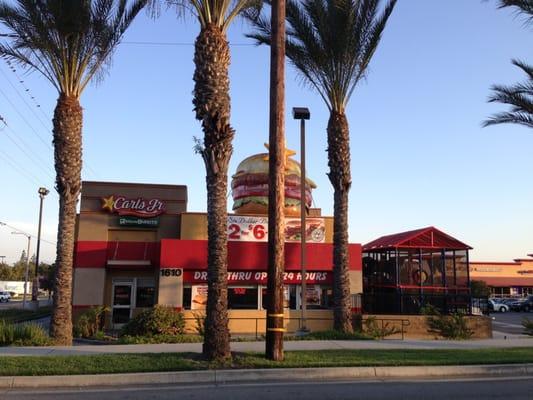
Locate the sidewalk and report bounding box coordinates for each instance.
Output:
[0,333,531,357]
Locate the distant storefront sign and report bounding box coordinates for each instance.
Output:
[227,215,325,243]
[119,216,159,227]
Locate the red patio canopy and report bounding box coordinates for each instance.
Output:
[363,226,472,251]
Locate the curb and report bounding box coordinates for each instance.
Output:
[0,364,532,389]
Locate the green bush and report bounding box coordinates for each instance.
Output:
[426,312,473,340]
[73,306,109,338]
[120,306,185,337]
[0,320,51,346]
[522,318,533,336]
[363,316,401,339]
[192,311,205,336]
[287,330,371,341]
[118,334,203,344]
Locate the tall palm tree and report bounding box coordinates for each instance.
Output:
[248,0,396,332]
[0,0,146,345]
[484,1,533,128]
[158,0,259,361]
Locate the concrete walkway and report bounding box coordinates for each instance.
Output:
[0,334,531,357]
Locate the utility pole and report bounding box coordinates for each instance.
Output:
[31,187,49,309]
[266,0,286,361]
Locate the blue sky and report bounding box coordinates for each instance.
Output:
[0,0,532,265]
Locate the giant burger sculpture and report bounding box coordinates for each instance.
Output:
[231,147,316,216]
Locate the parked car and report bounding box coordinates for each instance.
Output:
[0,291,11,303]
[508,298,526,311]
[488,299,509,313]
[518,296,533,312]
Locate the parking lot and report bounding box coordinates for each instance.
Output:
[489,310,532,336]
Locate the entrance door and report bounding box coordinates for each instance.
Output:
[112,283,133,328]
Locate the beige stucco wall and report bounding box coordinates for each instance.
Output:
[158,271,183,308]
[181,309,334,335]
[72,268,106,306]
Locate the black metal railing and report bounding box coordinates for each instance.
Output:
[362,292,476,315]
[183,315,410,340]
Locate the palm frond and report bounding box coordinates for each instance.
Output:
[246,0,396,112]
[484,59,533,128]
[498,0,533,24]
[0,0,147,97]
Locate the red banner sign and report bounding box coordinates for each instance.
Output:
[101,195,165,217]
[183,270,332,285]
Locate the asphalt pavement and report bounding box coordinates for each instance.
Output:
[3,377,532,400]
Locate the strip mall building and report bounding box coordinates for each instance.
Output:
[470,255,533,298]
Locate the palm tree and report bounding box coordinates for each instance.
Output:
[248,0,396,332]
[158,0,259,361]
[484,1,533,128]
[0,0,146,345]
[484,59,533,128]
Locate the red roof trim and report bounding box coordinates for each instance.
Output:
[363,226,472,251]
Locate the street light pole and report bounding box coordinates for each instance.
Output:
[32,187,49,307]
[292,107,310,333]
[11,232,31,309]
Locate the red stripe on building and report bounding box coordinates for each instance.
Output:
[160,239,362,271]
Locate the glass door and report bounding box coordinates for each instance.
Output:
[112,283,133,328]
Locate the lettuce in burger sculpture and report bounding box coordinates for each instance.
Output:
[231,148,317,216]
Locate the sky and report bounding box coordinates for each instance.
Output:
[0,0,532,265]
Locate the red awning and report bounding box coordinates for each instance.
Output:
[474,277,533,287]
[363,226,472,251]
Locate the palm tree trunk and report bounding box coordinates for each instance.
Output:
[327,111,352,333]
[49,94,83,345]
[193,24,233,362]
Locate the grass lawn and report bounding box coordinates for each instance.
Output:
[0,348,532,376]
[0,307,52,323]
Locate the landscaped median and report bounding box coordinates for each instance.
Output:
[0,348,533,376]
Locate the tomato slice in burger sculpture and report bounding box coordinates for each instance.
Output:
[231,145,325,243]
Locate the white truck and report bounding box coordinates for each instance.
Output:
[0,281,31,297]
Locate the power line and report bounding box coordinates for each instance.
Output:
[0,64,53,136]
[0,122,55,180]
[122,40,255,47]
[0,221,56,246]
[0,84,51,150]
[0,148,43,187]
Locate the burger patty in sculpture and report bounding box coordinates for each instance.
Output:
[231,153,317,216]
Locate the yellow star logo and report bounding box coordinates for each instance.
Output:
[263,142,296,162]
[101,195,115,212]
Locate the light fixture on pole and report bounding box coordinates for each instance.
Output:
[292,107,310,334]
[31,187,49,309]
[11,232,31,309]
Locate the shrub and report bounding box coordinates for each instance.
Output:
[0,320,51,346]
[287,330,371,341]
[118,334,203,344]
[522,318,533,336]
[120,306,185,337]
[73,306,109,338]
[363,316,401,339]
[425,311,473,340]
[192,311,205,336]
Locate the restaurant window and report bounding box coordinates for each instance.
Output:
[183,286,192,310]
[228,286,258,309]
[136,278,155,308]
[261,286,292,309]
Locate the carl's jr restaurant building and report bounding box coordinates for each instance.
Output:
[72,153,362,333]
